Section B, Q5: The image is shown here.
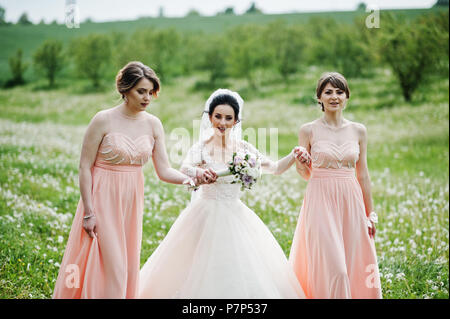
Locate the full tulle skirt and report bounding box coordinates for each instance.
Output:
[289,168,382,299]
[53,162,144,299]
[138,196,305,299]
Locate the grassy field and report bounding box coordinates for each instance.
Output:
[0,7,446,78]
[0,65,448,299]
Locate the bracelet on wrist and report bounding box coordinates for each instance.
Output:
[368,212,378,223]
[367,212,378,228]
[83,214,95,220]
[183,177,199,192]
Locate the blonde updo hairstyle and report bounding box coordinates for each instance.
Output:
[115,61,161,99]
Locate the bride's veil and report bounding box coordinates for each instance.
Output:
[190,89,244,203]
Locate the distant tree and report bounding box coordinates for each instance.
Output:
[433,0,449,6]
[125,28,182,81]
[226,24,267,88]
[417,10,449,77]
[186,9,201,17]
[303,17,375,78]
[38,18,46,25]
[224,7,235,15]
[179,33,205,75]
[33,39,64,87]
[379,13,448,101]
[217,7,235,15]
[264,22,306,81]
[72,34,111,87]
[0,6,6,25]
[158,7,164,18]
[333,24,375,78]
[50,19,58,25]
[17,12,32,25]
[245,2,263,14]
[83,17,93,23]
[7,49,28,86]
[356,2,367,11]
[303,17,339,64]
[199,35,229,85]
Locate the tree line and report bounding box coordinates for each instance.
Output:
[4,10,449,102]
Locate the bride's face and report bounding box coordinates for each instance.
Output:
[209,104,237,138]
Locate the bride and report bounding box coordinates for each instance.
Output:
[138,89,305,299]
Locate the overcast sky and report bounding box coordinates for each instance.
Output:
[0,0,438,23]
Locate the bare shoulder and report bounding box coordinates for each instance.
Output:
[349,120,367,135]
[144,113,164,138]
[347,120,367,142]
[298,120,315,136]
[88,109,110,132]
[145,113,161,126]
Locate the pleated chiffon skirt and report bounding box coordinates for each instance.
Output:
[289,168,382,299]
[53,162,144,299]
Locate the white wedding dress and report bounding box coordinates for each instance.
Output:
[138,140,305,298]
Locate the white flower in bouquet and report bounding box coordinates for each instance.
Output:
[243,166,260,180]
[216,152,261,190]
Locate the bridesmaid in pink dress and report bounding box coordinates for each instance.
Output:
[53,61,214,298]
[289,72,382,299]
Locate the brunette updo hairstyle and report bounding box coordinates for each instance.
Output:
[207,94,240,123]
[316,72,350,111]
[115,61,161,99]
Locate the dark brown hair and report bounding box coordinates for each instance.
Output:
[316,72,350,111]
[207,94,240,122]
[115,61,161,98]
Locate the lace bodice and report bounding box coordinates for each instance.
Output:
[95,132,154,166]
[180,140,262,201]
[310,120,360,169]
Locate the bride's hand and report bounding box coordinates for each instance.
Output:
[196,168,218,184]
[203,168,218,184]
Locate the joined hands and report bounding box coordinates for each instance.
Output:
[196,168,218,185]
[293,146,312,166]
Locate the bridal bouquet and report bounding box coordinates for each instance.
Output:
[217,152,261,191]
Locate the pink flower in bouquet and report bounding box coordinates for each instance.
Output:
[233,155,243,165]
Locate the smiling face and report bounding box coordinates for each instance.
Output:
[123,77,155,112]
[209,104,237,138]
[318,82,348,112]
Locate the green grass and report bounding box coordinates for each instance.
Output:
[0,66,448,299]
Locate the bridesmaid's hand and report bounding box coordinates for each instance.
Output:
[368,221,376,238]
[294,146,311,166]
[83,215,97,238]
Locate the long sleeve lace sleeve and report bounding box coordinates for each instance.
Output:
[180,142,204,178]
[239,140,280,175]
[240,140,296,175]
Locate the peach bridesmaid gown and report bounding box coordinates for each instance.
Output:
[53,121,154,298]
[289,120,382,299]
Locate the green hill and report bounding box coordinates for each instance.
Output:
[0,7,445,78]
